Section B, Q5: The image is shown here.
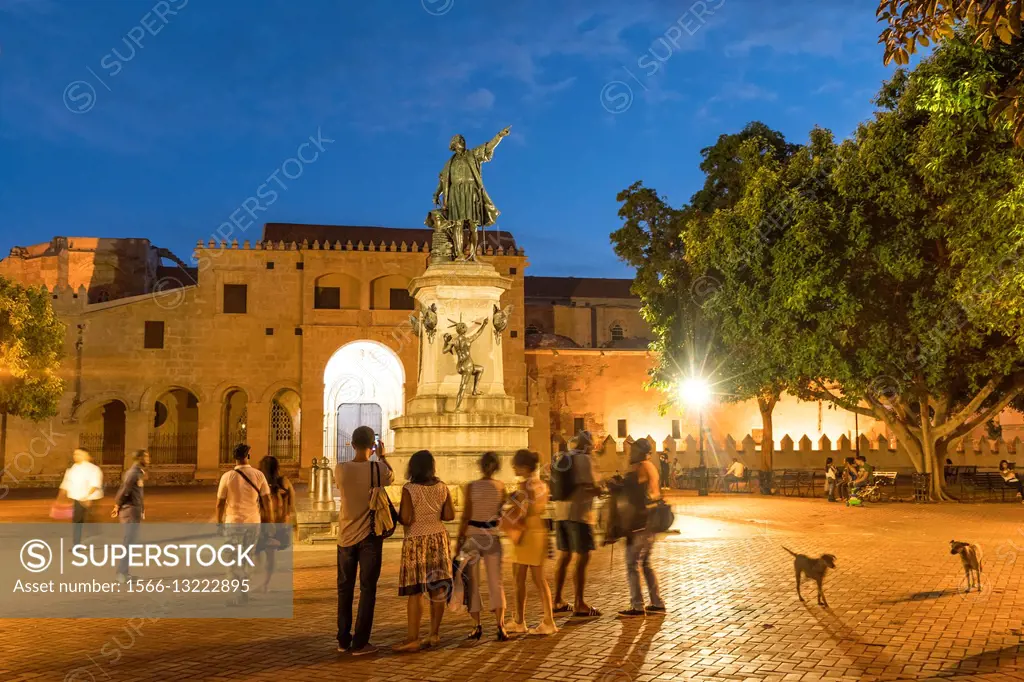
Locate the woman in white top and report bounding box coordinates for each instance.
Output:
[455,451,509,641]
[393,450,455,653]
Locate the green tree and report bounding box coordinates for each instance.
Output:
[610,122,795,477]
[878,0,1024,143]
[685,128,837,479]
[778,34,1024,499]
[0,277,65,476]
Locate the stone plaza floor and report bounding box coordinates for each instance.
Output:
[2,489,1024,681]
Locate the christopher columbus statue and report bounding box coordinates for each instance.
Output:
[430,126,511,261]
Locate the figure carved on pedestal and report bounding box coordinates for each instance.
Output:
[492,303,513,344]
[427,126,511,263]
[409,303,438,344]
[442,316,489,411]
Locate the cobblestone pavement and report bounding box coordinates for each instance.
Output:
[3,491,1024,681]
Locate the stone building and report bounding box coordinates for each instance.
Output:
[0,225,1019,486]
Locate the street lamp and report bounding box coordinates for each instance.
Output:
[679,377,711,496]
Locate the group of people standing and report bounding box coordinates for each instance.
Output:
[333,427,669,656]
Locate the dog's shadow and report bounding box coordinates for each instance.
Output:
[877,588,958,605]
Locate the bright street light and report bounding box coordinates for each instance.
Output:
[678,376,711,408]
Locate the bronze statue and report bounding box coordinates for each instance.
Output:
[442,316,489,410]
[492,303,513,344]
[432,126,511,261]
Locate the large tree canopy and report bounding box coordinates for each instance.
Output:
[0,277,65,474]
[780,33,1024,497]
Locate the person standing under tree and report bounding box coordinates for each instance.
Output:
[58,448,103,546]
[335,426,393,656]
[111,449,148,583]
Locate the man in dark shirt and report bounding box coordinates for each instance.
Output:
[112,450,149,582]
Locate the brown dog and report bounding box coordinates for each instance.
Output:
[783,547,836,607]
[950,540,982,592]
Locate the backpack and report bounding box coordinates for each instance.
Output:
[549,451,577,502]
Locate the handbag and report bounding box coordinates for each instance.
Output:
[498,493,527,545]
[368,462,397,539]
[50,501,73,520]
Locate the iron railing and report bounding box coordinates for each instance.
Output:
[148,432,198,466]
[78,433,124,467]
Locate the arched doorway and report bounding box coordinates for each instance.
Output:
[323,341,404,464]
[78,400,127,465]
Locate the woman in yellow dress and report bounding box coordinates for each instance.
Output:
[506,449,557,636]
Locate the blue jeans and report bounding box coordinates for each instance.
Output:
[625,531,663,611]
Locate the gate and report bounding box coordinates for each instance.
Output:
[334,403,383,464]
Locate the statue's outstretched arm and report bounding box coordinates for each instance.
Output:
[469,318,489,341]
[474,126,511,162]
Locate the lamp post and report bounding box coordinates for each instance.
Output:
[679,377,711,497]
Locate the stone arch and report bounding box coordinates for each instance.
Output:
[76,391,135,418]
[323,340,405,463]
[369,274,414,310]
[314,272,360,309]
[220,388,248,464]
[259,379,302,405]
[609,319,627,342]
[139,383,205,412]
[269,387,301,462]
[146,385,200,465]
[211,381,253,406]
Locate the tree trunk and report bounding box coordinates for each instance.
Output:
[757,393,778,495]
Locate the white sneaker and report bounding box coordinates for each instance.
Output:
[505,620,528,634]
[527,622,558,636]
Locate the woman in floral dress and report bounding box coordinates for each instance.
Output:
[393,450,455,652]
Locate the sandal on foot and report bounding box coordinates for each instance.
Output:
[570,607,602,619]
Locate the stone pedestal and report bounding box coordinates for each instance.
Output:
[391,260,531,484]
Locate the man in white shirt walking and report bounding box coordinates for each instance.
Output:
[217,443,271,605]
[58,448,104,546]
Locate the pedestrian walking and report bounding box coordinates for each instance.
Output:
[257,455,296,592]
[455,451,509,641]
[550,430,601,619]
[335,426,393,656]
[507,449,557,636]
[58,448,104,546]
[111,449,148,582]
[393,450,455,653]
[216,443,270,606]
[618,439,665,618]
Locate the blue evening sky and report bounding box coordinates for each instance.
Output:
[1,0,902,278]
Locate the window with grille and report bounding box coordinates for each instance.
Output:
[223,284,247,314]
[314,286,341,309]
[671,419,681,439]
[271,401,292,440]
[617,419,628,438]
[610,324,625,341]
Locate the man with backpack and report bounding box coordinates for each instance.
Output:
[550,430,601,619]
[216,443,271,606]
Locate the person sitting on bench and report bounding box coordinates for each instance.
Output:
[851,454,872,495]
[723,458,745,491]
[999,460,1024,502]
